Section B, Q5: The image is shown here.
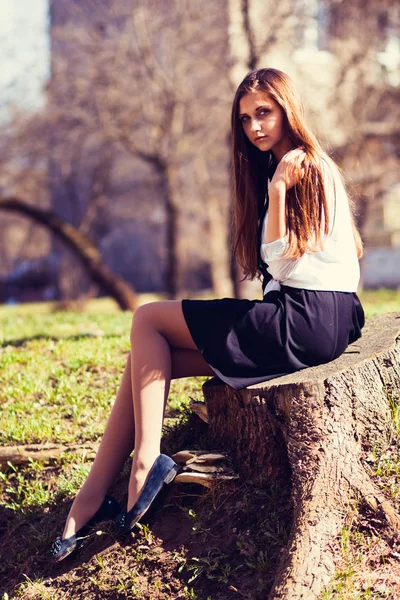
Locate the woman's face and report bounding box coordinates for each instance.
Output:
[239,90,292,162]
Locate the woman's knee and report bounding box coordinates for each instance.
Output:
[130,301,178,337]
[131,302,159,336]
[130,300,195,350]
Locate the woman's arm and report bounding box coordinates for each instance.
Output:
[260,148,306,282]
[265,182,287,243]
[266,148,306,243]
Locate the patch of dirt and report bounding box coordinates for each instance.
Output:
[1,471,294,600]
[1,425,399,599]
[321,501,400,599]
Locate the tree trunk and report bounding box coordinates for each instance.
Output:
[162,165,179,299]
[205,195,233,297]
[193,154,234,298]
[202,311,400,600]
[0,197,137,311]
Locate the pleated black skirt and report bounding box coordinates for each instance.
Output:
[181,285,365,391]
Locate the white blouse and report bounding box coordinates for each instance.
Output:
[260,155,361,294]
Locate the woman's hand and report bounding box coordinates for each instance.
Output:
[270,148,306,191]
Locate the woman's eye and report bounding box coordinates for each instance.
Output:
[240,116,249,123]
[260,108,270,115]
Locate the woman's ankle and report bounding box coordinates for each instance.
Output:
[62,488,106,539]
[76,483,108,506]
[131,450,160,471]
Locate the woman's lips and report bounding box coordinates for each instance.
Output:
[254,136,267,142]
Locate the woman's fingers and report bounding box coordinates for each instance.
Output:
[283,148,306,164]
[270,147,307,190]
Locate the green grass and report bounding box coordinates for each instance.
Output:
[358,288,400,317]
[1,289,397,449]
[0,311,131,445]
[0,291,399,600]
[0,298,207,531]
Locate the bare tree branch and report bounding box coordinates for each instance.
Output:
[0,197,137,310]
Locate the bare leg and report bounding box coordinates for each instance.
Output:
[62,353,135,538]
[62,301,212,538]
[171,348,214,380]
[127,300,212,511]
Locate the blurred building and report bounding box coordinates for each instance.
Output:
[362,184,400,288]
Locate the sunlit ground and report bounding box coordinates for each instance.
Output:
[0,288,398,319]
[0,287,398,599]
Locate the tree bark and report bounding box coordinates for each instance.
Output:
[0,197,137,311]
[241,0,258,70]
[206,194,235,298]
[161,164,179,299]
[202,312,400,600]
[193,154,234,298]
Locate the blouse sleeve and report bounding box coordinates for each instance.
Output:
[260,154,337,282]
[319,155,337,237]
[260,233,300,281]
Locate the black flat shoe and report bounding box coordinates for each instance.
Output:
[115,454,180,535]
[51,494,120,562]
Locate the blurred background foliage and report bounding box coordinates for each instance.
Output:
[0,0,399,307]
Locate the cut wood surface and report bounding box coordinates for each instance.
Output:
[172,450,239,487]
[202,312,400,600]
[188,398,209,423]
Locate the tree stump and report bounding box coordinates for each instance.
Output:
[202,312,400,600]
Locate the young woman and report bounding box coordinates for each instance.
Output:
[51,68,365,561]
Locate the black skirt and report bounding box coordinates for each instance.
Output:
[181,285,365,391]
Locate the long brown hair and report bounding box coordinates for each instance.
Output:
[231,68,363,280]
